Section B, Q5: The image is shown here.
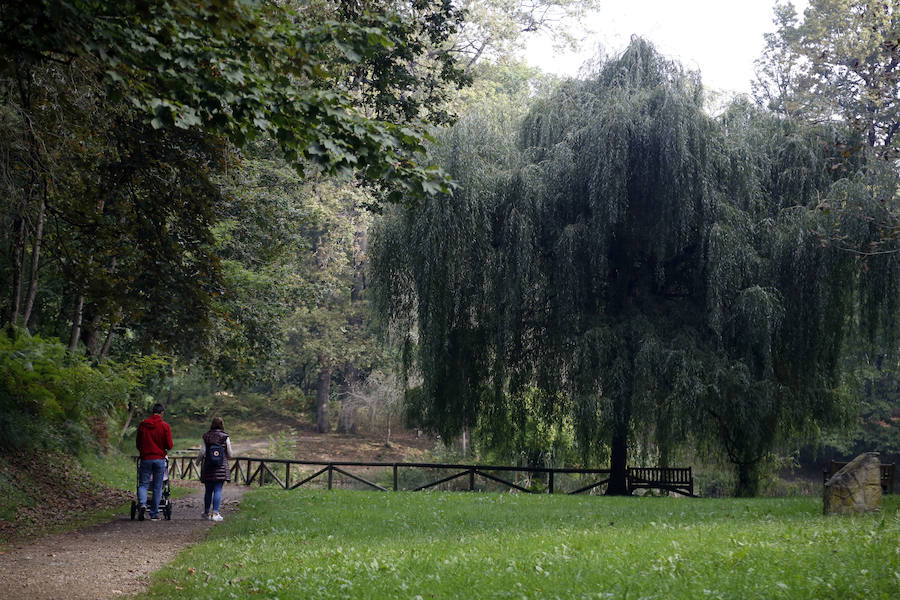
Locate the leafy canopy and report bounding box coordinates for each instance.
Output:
[0,0,463,200]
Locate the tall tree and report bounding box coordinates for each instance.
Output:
[754,0,900,259]
[754,0,900,158]
[372,62,534,445]
[449,0,600,71]
[282,179,384,433]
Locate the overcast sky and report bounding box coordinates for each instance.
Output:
[523,0,809,94]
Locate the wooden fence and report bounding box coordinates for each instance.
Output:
[159,455,695,496]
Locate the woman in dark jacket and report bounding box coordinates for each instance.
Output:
[196,416,233,521]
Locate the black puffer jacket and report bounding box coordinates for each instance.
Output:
[200,429,230,482]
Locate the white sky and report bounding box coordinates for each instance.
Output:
[523,0,809,94]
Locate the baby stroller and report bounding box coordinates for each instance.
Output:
[130,458,173,520]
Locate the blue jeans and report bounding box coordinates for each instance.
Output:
[138,459,166,517]
[204,480,224,514]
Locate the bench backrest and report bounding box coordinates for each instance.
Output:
[628,466,691,483]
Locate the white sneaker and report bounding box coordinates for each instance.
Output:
[211,513,224,522]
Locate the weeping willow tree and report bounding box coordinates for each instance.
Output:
[371,80,524,441]
[372,40,899,496]
[705,101,898,495]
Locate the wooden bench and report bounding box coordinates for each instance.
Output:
[823,460,895,494]
[627,466,695,497]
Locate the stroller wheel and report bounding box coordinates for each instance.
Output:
[130,501,136,521]
[164,502,172,520]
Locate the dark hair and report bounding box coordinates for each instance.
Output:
[152,403,165,414]
[210,416,224,430]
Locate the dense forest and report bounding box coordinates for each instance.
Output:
[1,0,897,497]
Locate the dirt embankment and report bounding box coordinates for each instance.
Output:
[287,428,436,463]
[0,452,132,547]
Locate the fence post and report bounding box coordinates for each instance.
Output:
[285,463,291,490]
[469,469,475,491]
[393,464,398,491]
[327,464,333,490]
[549,471,555,494]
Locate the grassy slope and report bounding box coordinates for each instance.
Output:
[0,450,133,548]
[0,446,202,548]
[139,489,900,600]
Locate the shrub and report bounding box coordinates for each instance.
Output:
[0,331,141,452]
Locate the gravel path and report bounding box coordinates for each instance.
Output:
[0,482,245,600]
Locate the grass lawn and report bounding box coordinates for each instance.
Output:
[139,490,900,600]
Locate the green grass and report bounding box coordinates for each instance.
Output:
[80,448,140,491]
[79,448,194,501]
[139,490,900,600]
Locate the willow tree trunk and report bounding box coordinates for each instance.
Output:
[606,416,631,495]
[735,461,761,498]
[316,363,331,434]
[460,426,468,458]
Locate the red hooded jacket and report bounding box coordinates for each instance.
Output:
[136,414,173,460]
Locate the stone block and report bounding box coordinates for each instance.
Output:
[823,452,882,515]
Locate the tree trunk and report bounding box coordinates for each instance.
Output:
[119,402,136,442]
[350,225,368,302]
[337,400,357,434]
[98,323,117,360]
[316,364,332,433]
[734,461,761,497]
[337,364,358,434]
[606,423,631,495]
[84,310,104,357]
[461,425,468,458]
[9,212,26,326]
[68,293,85,352]
[22,194,45,329]
[8,63,39,329]
[86,258,118,358]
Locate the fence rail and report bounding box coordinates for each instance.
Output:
[155,455,695,496]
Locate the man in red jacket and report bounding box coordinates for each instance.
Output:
[136,403,173,521]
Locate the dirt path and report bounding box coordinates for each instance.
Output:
[0,482,245,600]
[0,429,434,599]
